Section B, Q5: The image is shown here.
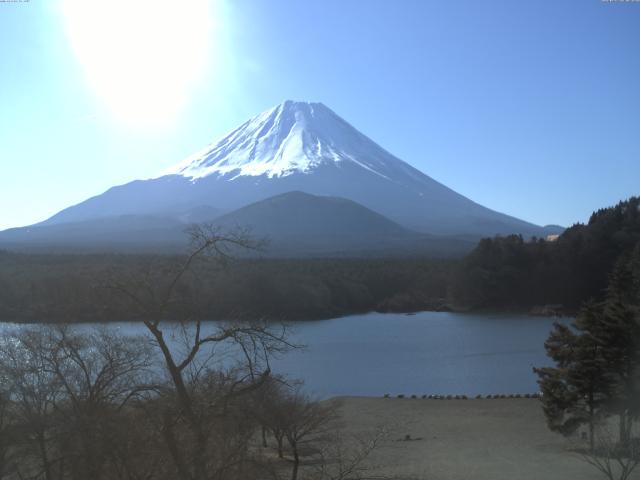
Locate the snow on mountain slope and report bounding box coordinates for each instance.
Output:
[159,100,399,181]
[30,100,561,238]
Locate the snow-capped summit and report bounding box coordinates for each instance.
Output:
[161,100,400,181]
[32,101,561,239]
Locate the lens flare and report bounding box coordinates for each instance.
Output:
[63,0,212,128]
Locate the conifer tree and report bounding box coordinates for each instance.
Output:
[534,311,613,451]
[535,244,640,450]
[593,252,640,447]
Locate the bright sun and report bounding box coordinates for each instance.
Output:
[62,0,212,128]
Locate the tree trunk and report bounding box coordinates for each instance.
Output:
[588,399,595,452]
[290,443,299,480]
[146,323,192,413]
[276,433,284,459]
[161,410,192,480]
[619,411,631,447]
[147,322,210,480]
[262,426,268,448]
[192,427,209,480]
[37,431,53,480]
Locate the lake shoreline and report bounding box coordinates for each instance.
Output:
[2,311,565,398]
[0,304,574,325]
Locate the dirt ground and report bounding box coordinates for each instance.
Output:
[333,396,618,480]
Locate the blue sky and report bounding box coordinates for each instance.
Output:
[1,0,639,230]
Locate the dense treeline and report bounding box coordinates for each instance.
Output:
[0,253,452,323]
[450,197,640,312]
[0,197,638,322]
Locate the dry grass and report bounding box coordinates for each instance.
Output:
[333,396,605,480]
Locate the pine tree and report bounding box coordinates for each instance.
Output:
[535,244,640,451]
[534,312,613,451]
[591,252,640,447]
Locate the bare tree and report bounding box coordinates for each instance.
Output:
[0,326,155,480]
[0,328,63,480]
[0,388,16,480]
[250,375,297,458]
[46,328,154,480]
[251,379,396,480]
[313,427,391,480]
[105,224,295,480]
[580,429,640,480]
[281,390,339,480]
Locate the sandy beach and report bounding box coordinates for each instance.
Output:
[334,396,606,480]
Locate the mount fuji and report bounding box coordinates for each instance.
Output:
[1,101,561,254]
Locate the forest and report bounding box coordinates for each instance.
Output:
[0,252,453,323]
[451,197,640,312]
[0,197,638,323]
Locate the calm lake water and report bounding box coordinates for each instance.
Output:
[0,311,568,399]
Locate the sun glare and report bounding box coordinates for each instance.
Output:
[62,0,212,128]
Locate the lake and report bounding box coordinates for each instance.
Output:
[0,311,568,399]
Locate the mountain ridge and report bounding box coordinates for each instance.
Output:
[12,100,562,243]
[0,191,476,257]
